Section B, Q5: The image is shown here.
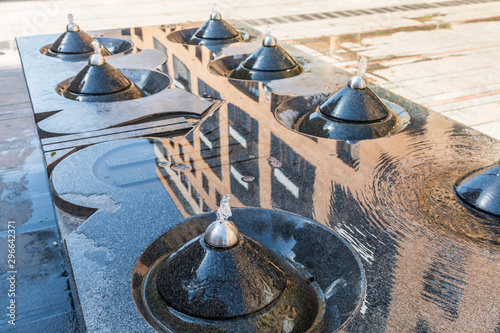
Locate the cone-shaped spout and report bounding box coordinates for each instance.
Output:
[455,162,500,217]
[191,5,239,40]
[67,40,132,95]
[291,56,402,140]
[239,26,298,71]
[318,56,390,123]
[228,26,303,81]
[49,14,110,55]
[62,40,145,101]
[204,194,239,248]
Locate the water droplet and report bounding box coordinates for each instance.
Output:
[242,176,255,182]
[268,156,282,168]
[249,154,256,159]
[171,163,191,172]
[158,161,170,167]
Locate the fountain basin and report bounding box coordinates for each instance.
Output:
[209,54,307,82]
[132,208,364,332]
[41,37,134,62]
[56,69,171,103]
[167,28,249,46]
[274,94,410,141]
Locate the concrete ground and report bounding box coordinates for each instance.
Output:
[0,0,498,331]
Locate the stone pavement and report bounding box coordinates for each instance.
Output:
[0,70,79,331]
[0,0,498,331]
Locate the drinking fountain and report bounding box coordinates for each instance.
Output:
[275,56,409,140]
[167,5,248,47]
[54,39,174,104]
[209,26,306,81]
[133,195,364,332]
[455,161,500,217]
[41,14,133,61]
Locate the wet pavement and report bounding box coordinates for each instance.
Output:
[0,70,80,331]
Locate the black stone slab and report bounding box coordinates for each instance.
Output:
[42,120,192,152]
[19,21,500,333]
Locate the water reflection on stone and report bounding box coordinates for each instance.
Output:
[43,22,500,332]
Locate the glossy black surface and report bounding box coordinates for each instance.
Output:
[228,43,304,81]
[275,94,409,141]
[67,63,133,95]
[18,21,500,332]
[156,235,288,320]
[49,30,100,54]
[318,87,391,123]
[41,37,133,61]
[194,18,238,39]
[132,209,363,332]
[455,162,500,217]
[58,68,170,102]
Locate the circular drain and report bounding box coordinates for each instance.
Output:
[132,208,364,332]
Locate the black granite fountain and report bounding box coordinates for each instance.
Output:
[56,40,170,102]
[41,14,133,61]
[455,161,500,218]
[133,195,364,332]
[274,56,409,141]
[167,5,248,47]
[209,26,305,81]
[15,17,500,333]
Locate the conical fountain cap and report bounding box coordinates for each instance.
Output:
[240,26,299,71]
[156,234,288,320]
[204,195,239,248]
[193,4,239,40]
[49,14,97,54]
[455,162,500,217]
[319,56,390,122]
[67,41,132,95]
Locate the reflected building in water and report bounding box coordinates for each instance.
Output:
[129,26,500,332]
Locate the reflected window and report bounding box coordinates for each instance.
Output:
[202,172,209,194]
[153,37,168,73]
[271,133,315,218]
[228,105,260,207]
[336,141,360,170]
[215,190,222,206]
[134,27,143,41]
[153,37,167,56]
[229,80,259,102]
[199,110,222,180]
[173,55,191,92]
[195,47,202,62]
[198,79,221,99]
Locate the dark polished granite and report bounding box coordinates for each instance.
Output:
[16,20,500,332]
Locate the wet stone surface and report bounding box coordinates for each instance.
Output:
[16,20,500,333]
[0,104,80,331]
[133,209,363,332]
